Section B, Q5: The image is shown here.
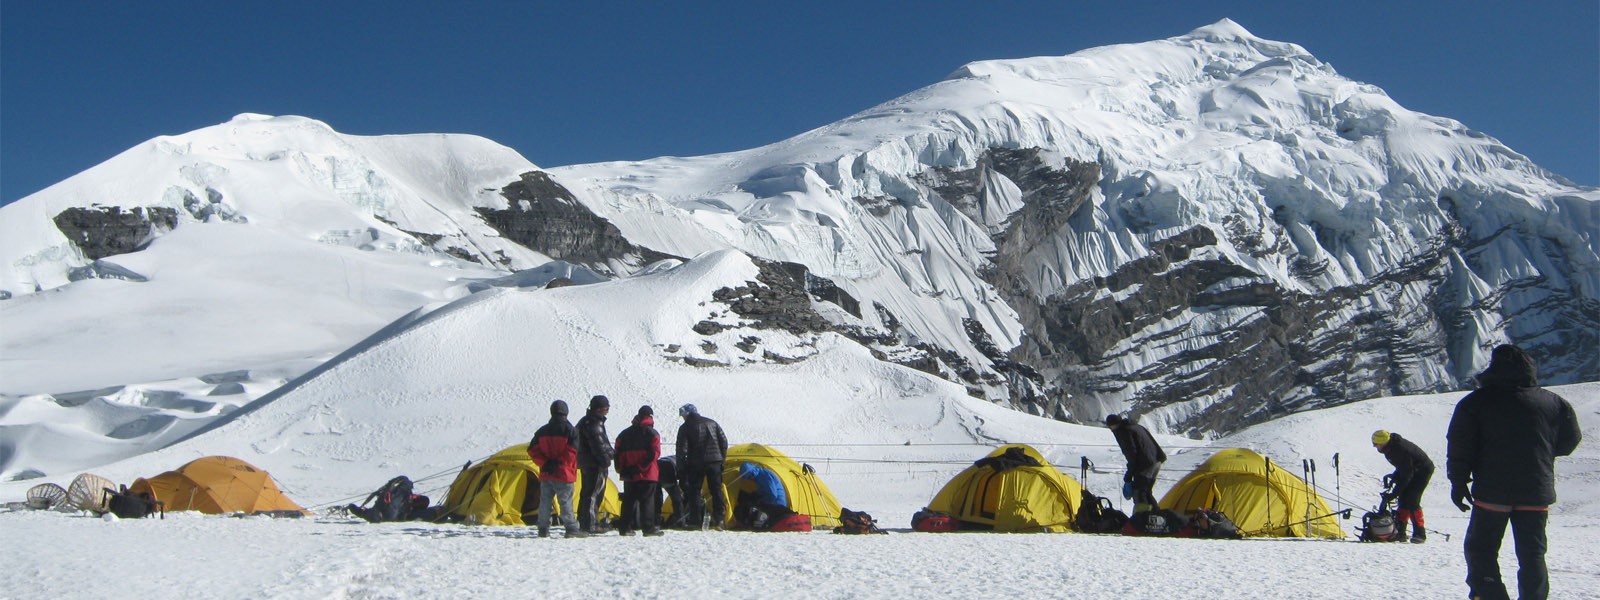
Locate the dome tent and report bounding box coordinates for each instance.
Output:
[925,444,1084,532]
[724,443,844,529]
[128,456,305,515]
[1159,447,1344,538]
[438,444,620,527]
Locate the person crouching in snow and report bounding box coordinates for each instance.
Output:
[1372,429,1434,543]
[614,405,663,537]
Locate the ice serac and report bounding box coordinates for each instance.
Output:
[550,19,1599,435]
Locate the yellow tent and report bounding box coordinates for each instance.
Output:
[925,444,1083,532]
[724,443,844,529]
[439,444,620,526]
[128,456,305,515]
[666,443,846,529]
[1159,448,1345,538]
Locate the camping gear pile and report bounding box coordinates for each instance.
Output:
[12,456,305,519]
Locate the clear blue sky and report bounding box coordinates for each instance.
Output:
[3,1,1596,205]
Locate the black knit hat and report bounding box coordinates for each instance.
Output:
[638,405,653,416]
[550,400,569,416]
[590,394,610,409]
[1104,413,1126,427]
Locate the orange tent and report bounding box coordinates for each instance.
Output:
[129,456,305,515]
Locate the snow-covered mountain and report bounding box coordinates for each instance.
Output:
[2,20,1596,481]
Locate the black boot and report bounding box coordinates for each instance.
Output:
[1392,520,1408,542]
[1410,525,1426,543]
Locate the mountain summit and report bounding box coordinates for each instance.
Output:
[1,21,1595,480]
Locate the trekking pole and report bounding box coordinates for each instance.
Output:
[1310,459,1319,531]
[1333,453,1342,517]
[1079,456,1091,489]
[1302,459,1312,534]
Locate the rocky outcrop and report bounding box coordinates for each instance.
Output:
[479,171,679,275]
[909,146,1595,436]
[53,206,179,261]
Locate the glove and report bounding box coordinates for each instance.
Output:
[1451,483,1473,512]
[1381,474,1394,488]
[1121,481,1134,500]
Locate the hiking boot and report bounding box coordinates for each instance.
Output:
[618,529,636,537]
[1393,521,1408,542]
[643,529,664,537]
[1411,528,1426,544]
[537,528,550,538]
[565,528,590,539]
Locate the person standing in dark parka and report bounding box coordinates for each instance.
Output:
[575,394,614,533]
[1448,344,1582,600]
[675,404,728,529]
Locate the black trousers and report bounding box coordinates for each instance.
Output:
[1395,465,1433,511]
[578,467,609,531]
[1130,463,1162,508]
[1464,506,1549,600]
[620,480,659,533]
[682,461,726,528]
[656,481,686,528]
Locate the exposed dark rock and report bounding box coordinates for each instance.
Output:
[479,171,680,274]
[545,277,576,289]
[735,336,760,353]
[53,206,179,261]
[693,321,726,335]
[67,260,148,283]
[708,259,837,335]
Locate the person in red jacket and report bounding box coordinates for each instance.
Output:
[526,400,587,538]
[614,405,663,537]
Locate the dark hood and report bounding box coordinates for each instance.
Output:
[1476,344,1539,389]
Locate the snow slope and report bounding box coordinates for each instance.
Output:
[1,269,1594,600]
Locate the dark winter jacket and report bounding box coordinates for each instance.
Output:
[1378,433,1435,491]
[737,462,788,507]
[1446,347,1583,506]
[614,415,661,483]
[676,414,728,467]
[576,410,614,470]
[1112,420,1167,476]
[657,455,681,488]
[528,417,579,483]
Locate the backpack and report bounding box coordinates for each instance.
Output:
[349,476,427,523]
[834,508,887,535]
[1185,508,1242,539]
[1122,508,1189,536]
[1358,509,1400,542]
[911,508,959,533]
[767,513,812,532]
[104,485,163,519]
[1075,491,1130,533]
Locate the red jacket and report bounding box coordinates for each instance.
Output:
[613,415,661,482]
[527,418,578,483]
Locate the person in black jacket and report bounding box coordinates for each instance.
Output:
[1447,344,1582,600]
[1371,430,1435,543]
[575,394,614,533]
[675,404,728,530]
[655,455,688,529]
[1106,413,1167,512]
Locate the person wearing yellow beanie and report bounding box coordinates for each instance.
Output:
[1373,429,1434,543]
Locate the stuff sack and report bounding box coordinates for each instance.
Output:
[834,508,886,535]
[1358,509,1400,542]
[105,486,163,519]
[768,513,812,532]
[349,476,423,523]
[1185,508,1242,539]
[911,508,959,533]
[1122,508,1189,536]
[1075,490,1130,533]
